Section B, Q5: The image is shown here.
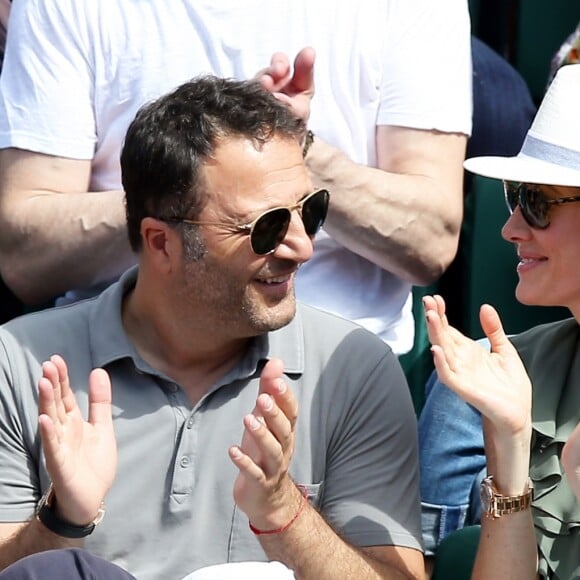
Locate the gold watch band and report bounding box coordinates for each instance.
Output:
[480,476,533,519]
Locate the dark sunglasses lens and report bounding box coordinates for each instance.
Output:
[520,186,550,229]
[504,182,549,229]
[302,189,330,235]
[504,182,519,213]
[250,208,291,254]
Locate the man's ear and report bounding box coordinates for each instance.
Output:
[140,217,179,272]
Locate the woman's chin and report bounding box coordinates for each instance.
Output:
[514,286,542,307]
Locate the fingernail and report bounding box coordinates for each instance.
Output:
[276,380,287,394]
[262,395,273,411]
[249,415,261,431]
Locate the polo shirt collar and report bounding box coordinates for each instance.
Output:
[87,266,305,376]
[88,266,141,369]
[263,305,305,374]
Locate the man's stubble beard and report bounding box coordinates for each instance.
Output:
[179,253,297,337]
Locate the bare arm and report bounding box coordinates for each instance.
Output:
[257,50,467,286]
[0,149,136,304]
[472,418,538,580]
[306,126,466,286]
[424,295,538,579]
[256,499,423,580]
[230,359,424,580]
[0,520,82,570]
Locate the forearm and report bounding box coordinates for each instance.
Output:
[0,190,135,304]
[473,512,538,580]
[473,419,537,579]
[0,519,82,571]
[306,134,465,285]
[256,495,420,579]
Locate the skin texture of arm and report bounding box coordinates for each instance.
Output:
[0,149,136,304]
[0,520,82,571]
[0,356,117,570]
[423,295,538,579]
[256,502,424,580]
[472,418,539,580]
[306,126,466,286]
[230,359,424,580]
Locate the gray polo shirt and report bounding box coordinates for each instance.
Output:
[0,267,421,579]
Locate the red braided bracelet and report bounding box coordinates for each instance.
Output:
[249,485,309,536]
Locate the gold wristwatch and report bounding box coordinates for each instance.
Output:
[480,475,533,519]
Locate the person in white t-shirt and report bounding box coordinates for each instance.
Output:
[0,0,471,354]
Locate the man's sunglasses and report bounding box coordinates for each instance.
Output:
[503,181,580,229]
[163,189,330,255]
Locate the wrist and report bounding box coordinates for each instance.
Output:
[487,457,531,495]
[483,412,532,442]
[483,419,531,493]
[480,475,533,519]
[248,484,308,534]
[36,484,106,538]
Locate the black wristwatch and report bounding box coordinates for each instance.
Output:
[36,484,105,539]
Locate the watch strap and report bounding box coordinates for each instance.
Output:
[482,476,533,519]
[36,485,105,539]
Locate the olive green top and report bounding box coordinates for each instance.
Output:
[512,318,580,579]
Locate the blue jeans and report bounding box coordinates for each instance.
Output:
[418,369,486,556]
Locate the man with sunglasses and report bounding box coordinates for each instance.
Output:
[0,76,423,579]
[0,0,471,363]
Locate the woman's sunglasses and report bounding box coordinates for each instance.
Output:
[503,181,580,229]
[163,188,330,255]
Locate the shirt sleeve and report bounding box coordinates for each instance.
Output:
[379,0,472,135]
[0,332,42,522]
[318,333,423,551]
[0,0,97,158]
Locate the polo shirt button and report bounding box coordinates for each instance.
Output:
[168,383,179,393]
[180,456,190,468]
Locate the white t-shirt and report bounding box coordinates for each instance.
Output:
[0,0,472,353]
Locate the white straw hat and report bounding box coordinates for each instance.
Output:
[464,63,580,186]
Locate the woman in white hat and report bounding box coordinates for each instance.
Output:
[423,62,580,579]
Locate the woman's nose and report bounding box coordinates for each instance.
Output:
[501,205,533,243]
